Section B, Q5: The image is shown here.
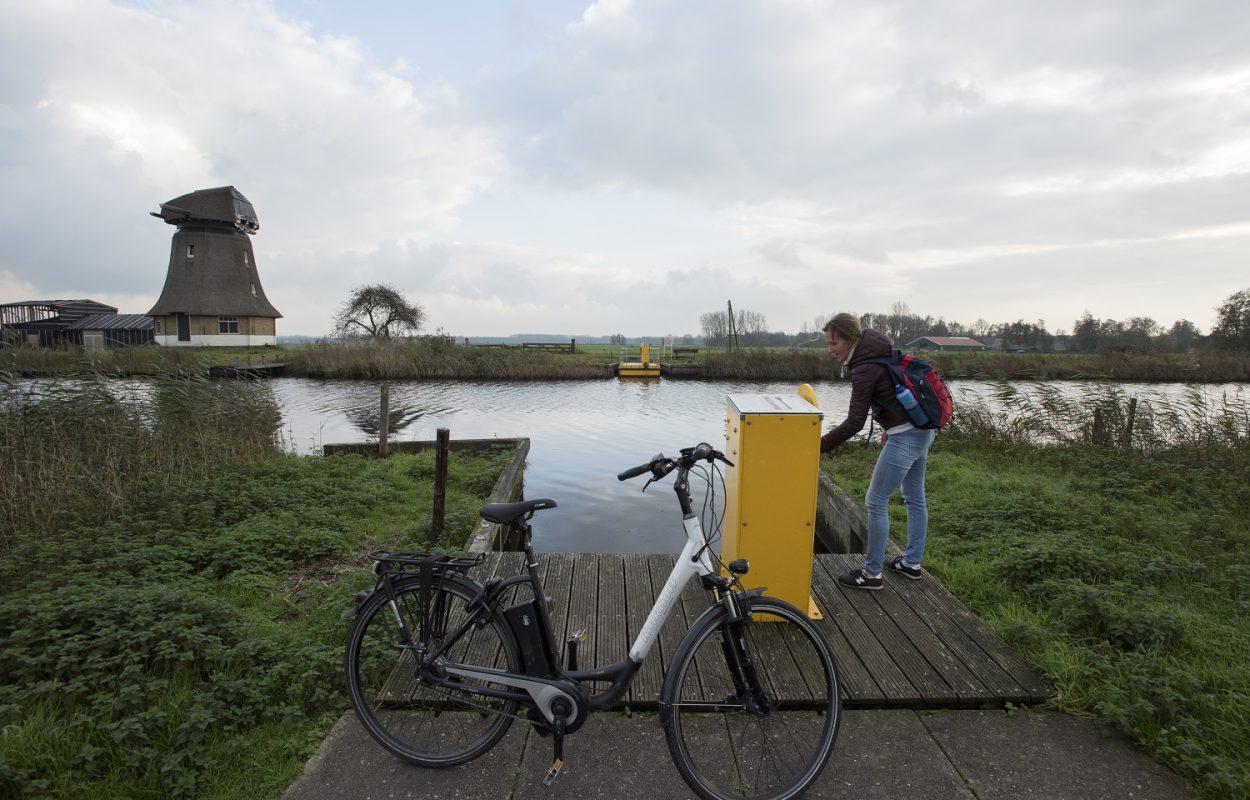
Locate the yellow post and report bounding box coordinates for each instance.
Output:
[640,342,651,364]
[722,393,824,619]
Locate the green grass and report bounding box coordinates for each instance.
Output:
[821,390,1250,799]
[0,449,513,799]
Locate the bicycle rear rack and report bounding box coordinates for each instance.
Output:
[368,550,484,577]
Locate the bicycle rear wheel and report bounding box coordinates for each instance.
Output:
[345,574,521,767]
[661,596,841,800]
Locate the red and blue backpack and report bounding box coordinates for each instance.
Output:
[858,350,954,430]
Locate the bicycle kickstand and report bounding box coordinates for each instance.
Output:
[542,712,567,787]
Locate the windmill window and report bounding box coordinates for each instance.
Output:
[186,245,195,258]
[243,252,249,267]
[251,283,257,297]
[218,316,239,334]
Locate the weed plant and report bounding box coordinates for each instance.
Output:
[285,340,613,380]
[822,386,1250,799]
[928,349,1250,382]
[0,371,281,547]
[0,447,512,799]
[699,348,830,380]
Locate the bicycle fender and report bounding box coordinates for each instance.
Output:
[340,590,371,620]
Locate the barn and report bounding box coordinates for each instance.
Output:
[147,186,282,346]
[905,336,988,352]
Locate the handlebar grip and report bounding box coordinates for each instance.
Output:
[617,462,653,481]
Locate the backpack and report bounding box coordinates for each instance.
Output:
[857,350,954,430]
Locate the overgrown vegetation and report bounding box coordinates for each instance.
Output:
[0,377,513,799]
[1,371,280,546]
[284,339,612,379]
[822,385,1250,799]
[8,340,1250,382]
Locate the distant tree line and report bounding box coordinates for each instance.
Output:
[698,288,1250,352]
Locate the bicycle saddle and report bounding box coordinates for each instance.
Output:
[478,498,558,525]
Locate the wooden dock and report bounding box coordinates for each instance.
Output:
[472,552,1053,709]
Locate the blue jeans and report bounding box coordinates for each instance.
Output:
[863,427,935,575]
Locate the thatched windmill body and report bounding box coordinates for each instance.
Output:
[148,186,282,346]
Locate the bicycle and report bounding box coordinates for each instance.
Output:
[343,442,841,800]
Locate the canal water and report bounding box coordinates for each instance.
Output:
[265,378,1247,554]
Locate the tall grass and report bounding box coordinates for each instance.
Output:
[0,371,281,549]
[947,381,1249,460]
[930,349,1250,382]
[285,340,613,379]
[699,348,830,380]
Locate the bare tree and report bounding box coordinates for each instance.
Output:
[333,284,425,340]
[700,311,729,345]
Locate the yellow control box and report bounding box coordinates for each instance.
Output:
[722,393,824,619]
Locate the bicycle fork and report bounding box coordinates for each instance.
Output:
[716,590,773,716]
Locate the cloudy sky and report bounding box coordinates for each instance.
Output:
[2,0,1248,338]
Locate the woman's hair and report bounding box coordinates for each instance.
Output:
[822,313,862,342]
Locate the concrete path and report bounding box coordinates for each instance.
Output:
[282,709,1196,800]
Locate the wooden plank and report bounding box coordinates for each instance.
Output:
[913,574,1054,701]
[564,556,600,668]
[811,555,918,704]
[743,601,816,704]
[827,553,955,703]
[872,575,988,702]
[622,553,663,705]
[893,579,1028,702]
[807,557,885,704]
[595,555,629,669]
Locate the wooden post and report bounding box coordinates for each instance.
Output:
[1125,397,1137,448]
[431,428,450,545]
[378,384,390,458]
[1091,406,1104,445]
[570,338,576,353]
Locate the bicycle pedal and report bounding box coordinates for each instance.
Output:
[542,758,563,787]
[567,628,588,643]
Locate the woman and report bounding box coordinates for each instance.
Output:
[821,313,935,590]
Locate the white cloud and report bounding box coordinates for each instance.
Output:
[3,0,1249,337]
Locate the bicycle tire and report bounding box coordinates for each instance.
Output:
[344,573,522,767]
[661,596,841,800]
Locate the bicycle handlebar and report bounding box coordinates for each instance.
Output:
[617,458,659,481]
[616,443,734,482]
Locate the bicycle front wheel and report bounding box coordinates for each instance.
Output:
[661,596,841,800]
[345,574,521,767]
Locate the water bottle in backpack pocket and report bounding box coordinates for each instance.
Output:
[894,383,930,427]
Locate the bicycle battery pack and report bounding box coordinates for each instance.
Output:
[504,600,557,676]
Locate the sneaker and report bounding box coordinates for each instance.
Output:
[886,556,922,580]
[837,568,883,591]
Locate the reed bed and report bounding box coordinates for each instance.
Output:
[285,340,613,379]
[930,350,1250,382]
[0,371,281,549]
[699,348,830,380]
[946,381,1249,462]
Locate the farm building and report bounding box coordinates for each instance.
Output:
[147,186,282,346]
[1,299,119,347]
[68,314,154,350]
[905,336,987,352]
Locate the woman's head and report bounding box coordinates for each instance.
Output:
[822,313,861,361]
